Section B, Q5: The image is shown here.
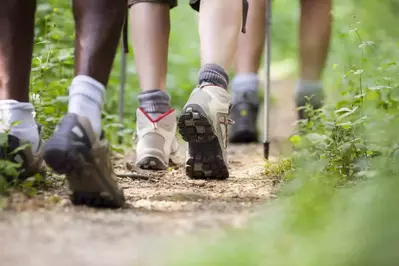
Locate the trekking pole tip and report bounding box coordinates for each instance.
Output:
[263,141,270,159]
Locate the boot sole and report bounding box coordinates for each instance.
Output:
[44,135,125,209]
[136,156,168,170]
[178,104,229,180]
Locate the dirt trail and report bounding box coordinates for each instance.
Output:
[0,80,297,266]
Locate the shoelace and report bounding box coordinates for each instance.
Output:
[219,116,235,125]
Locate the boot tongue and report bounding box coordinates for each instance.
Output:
[148,113,163,120]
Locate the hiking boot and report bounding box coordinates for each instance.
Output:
[43,113,125,208]
[229,92,259,143]
[0,124,45,182]
[178,84,232,180]
[134,108,179,170]
[295,89,324,120]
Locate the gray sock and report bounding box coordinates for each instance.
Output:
[198,64,229,90]
[295,80,324,107]
[138,89,170,116]
[231,73,260,106]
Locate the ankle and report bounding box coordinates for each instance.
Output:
[198,64,229,90]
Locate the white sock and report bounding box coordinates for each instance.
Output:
[68,75,105,138]
[0,100,40,152]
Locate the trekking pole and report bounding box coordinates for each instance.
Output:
[263,0,272,159]
[118,12,129,144]
[118,40,127,144]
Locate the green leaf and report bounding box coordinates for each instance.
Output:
[335,106,358,121]
[353,69,364,75]
[358,41,375,48]
[335,107,353,114]
[104,123,124,129]
[337,122,352,129]
[355,143,367,152]
[0,133,8,146]
[9,143,31,156]
[368,85,392,91]
[339,142,352,154]
[289,135,301,145]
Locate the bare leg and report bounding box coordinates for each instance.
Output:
[129,2,175,171]
[299,0,332,81]
[199,0,242,70]
[177,0,242,179]
[296,0,332,117]
[0,0,36,102]
[129,3,170,91]
[230,0,265,143]
[69,0,127,136]
[0,0,40,155]
[234,0,265,74]
[73,0,126,86]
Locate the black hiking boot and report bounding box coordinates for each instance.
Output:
[43,113,125,208]
[229,92,259,143]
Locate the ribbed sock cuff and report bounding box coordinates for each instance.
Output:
[138,89,170,113]
[198,64,229,90]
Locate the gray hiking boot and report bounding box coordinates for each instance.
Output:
[295,89,325,120]
[229,91,259,143]
[0,124,45,182]
[178,84,232,179]
[134,108,179,170]
[43,113,125,208]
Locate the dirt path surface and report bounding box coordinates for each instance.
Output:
[0,80,297,266]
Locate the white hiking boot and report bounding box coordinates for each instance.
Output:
[134,108,179,170]
[178,84,232,179]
